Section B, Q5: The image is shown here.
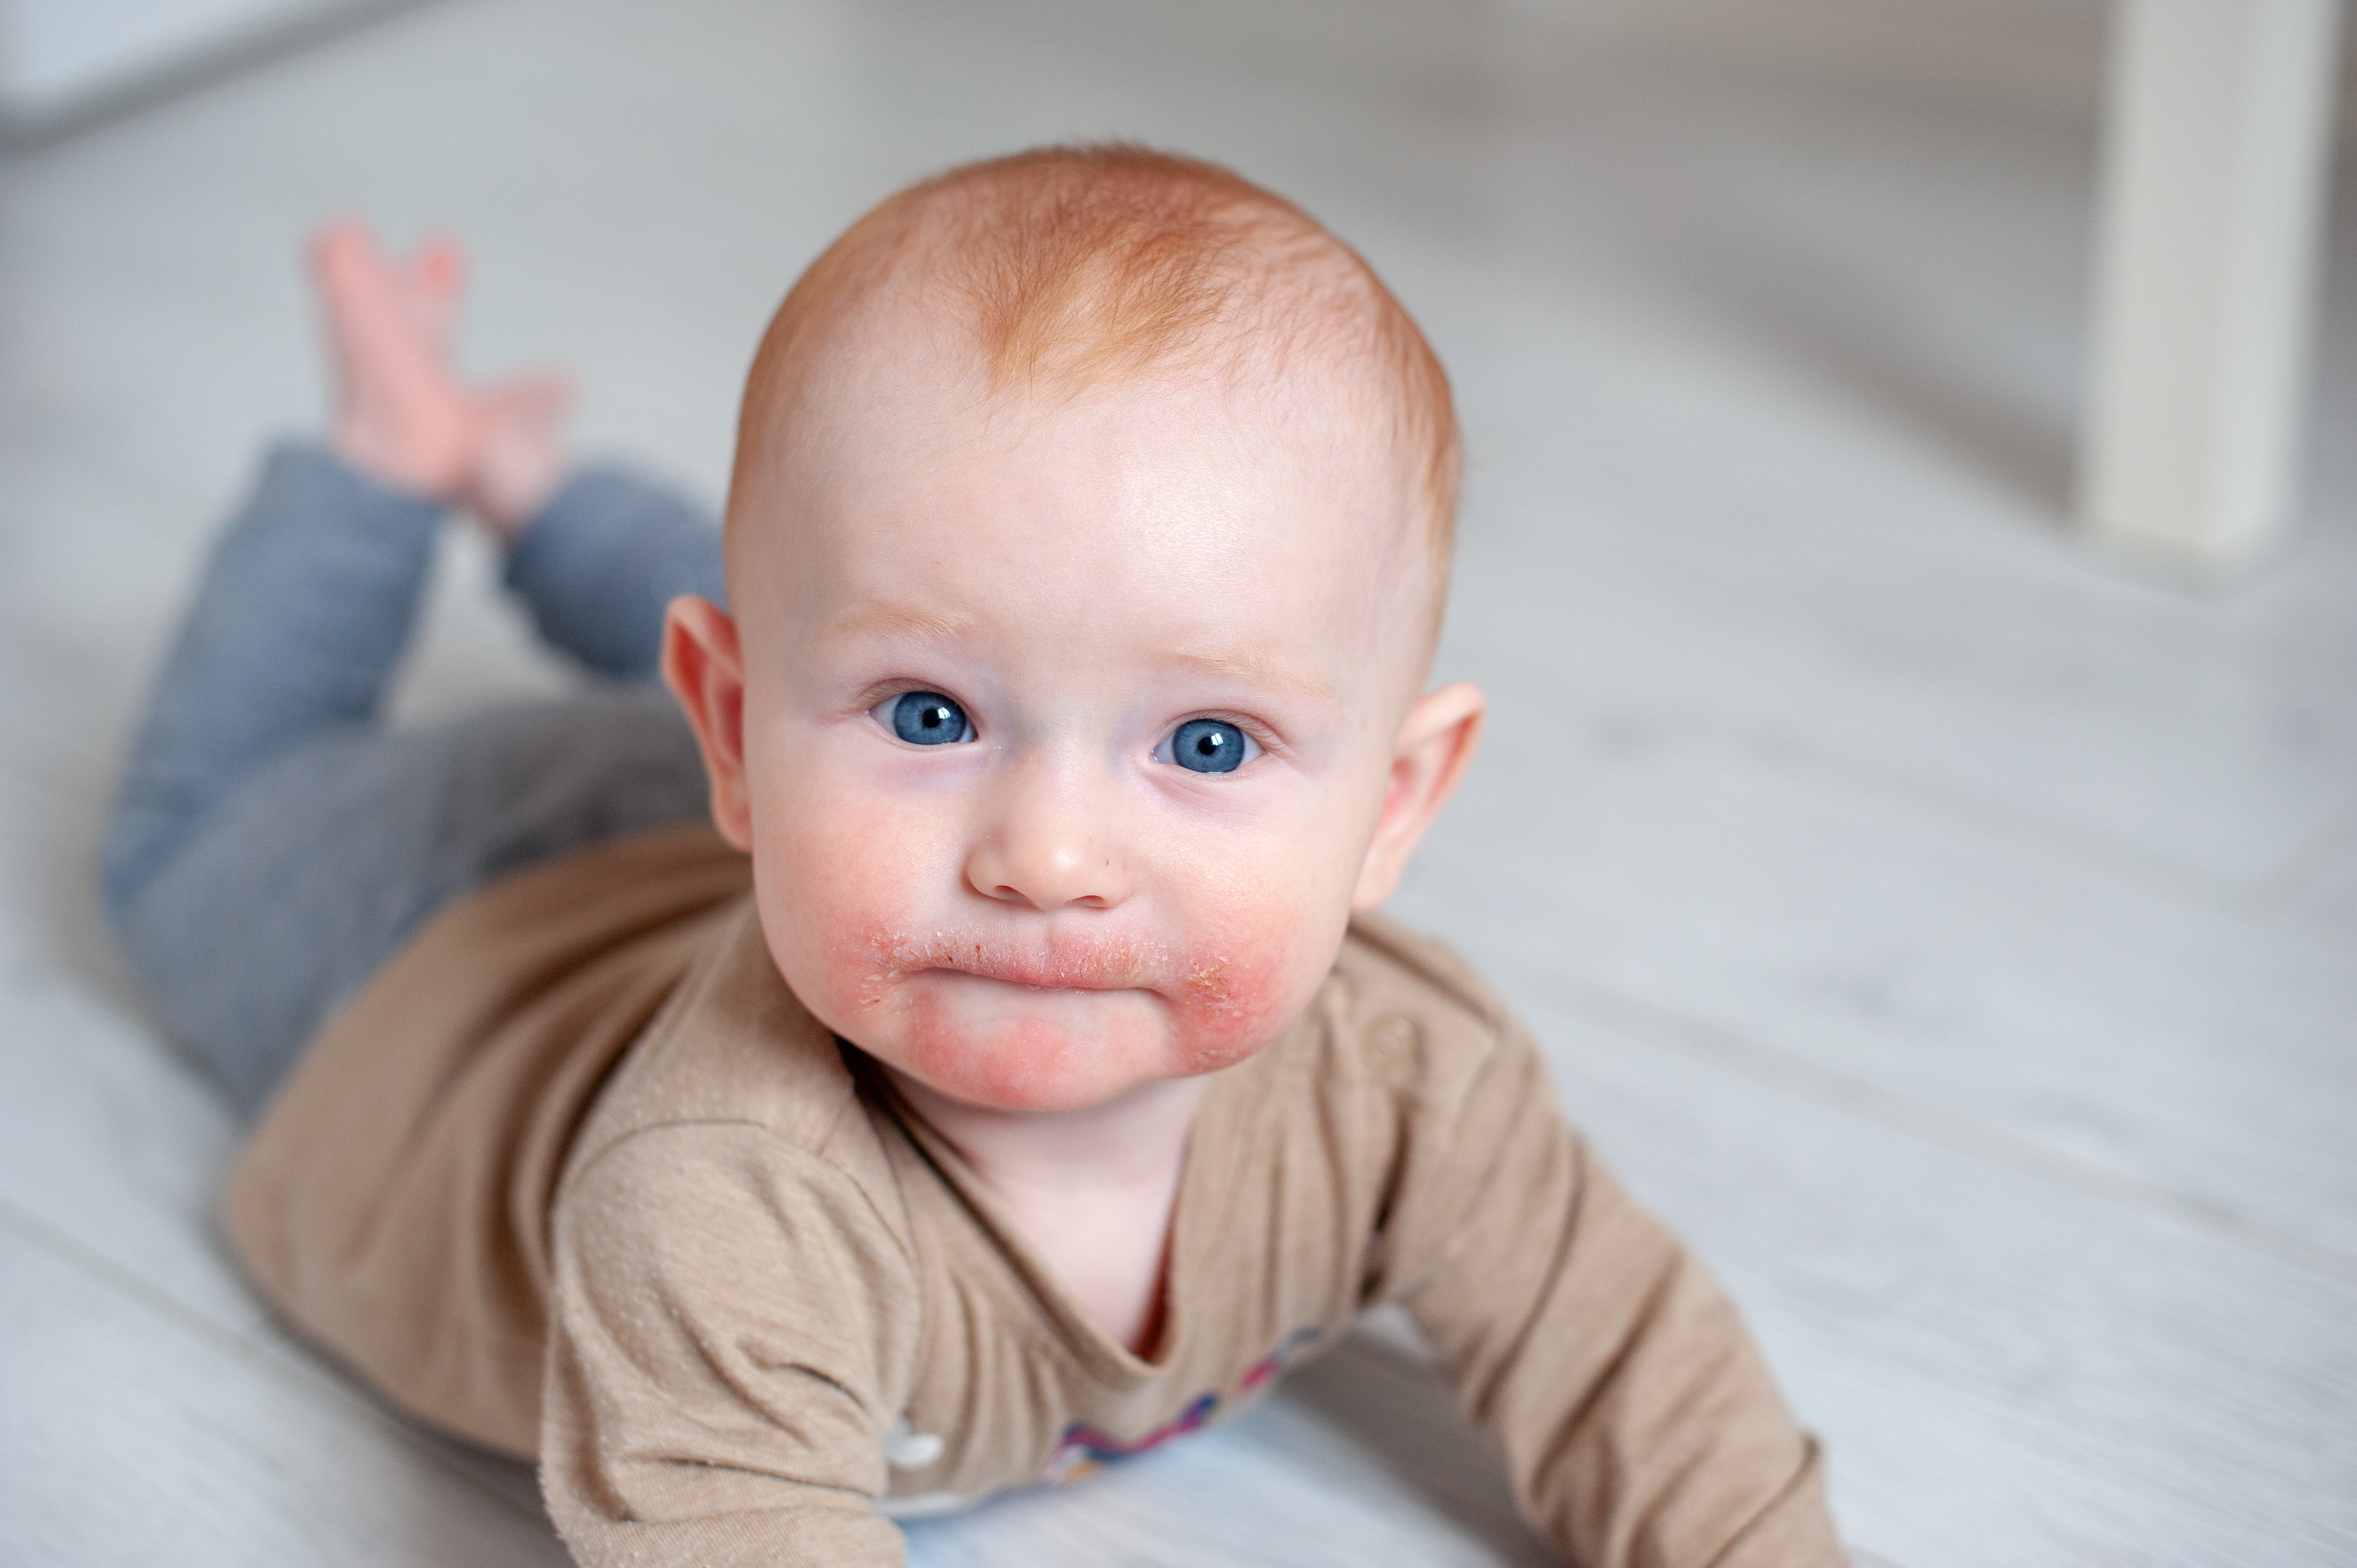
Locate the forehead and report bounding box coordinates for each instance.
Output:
[883,380,1372,585]
[734,340,1429,701]
[785,298,1410,556]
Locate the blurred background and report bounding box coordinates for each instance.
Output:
[1,2,2352,1565]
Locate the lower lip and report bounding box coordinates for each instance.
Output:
[912,967,1147,1006]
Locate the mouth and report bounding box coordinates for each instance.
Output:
[866,930,1169,994]
[931,967,1122,996]
[850,926,1242,1017]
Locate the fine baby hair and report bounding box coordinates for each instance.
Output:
[728,144,1459,617]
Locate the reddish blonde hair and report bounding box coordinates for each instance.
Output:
[730,145,1459,598]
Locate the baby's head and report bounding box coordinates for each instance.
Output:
[665,146,1483,1114]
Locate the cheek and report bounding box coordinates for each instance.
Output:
[745,761,954,1024]
[1149,839,1351,1074]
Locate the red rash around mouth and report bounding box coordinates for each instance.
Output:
[824,919,1299,1108]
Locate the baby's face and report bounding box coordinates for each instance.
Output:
[689,341,1454,1114]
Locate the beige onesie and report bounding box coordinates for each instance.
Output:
[224,824,1843,1566]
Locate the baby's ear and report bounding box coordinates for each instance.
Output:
[1351,682,1485,911]
[660,596,754,851]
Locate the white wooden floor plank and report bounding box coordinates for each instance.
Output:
[0,963,263,1338]
[2276,799,2357,932]
[1504,994,2357,1568]
[0,1224,569,1567]
[1390,670,2357,1261]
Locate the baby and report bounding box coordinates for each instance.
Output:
[104,147,1843,1566]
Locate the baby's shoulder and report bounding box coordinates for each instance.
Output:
[1333,911,1511,1025]
[559,901,900,1214]
[1294,912,1539,1112]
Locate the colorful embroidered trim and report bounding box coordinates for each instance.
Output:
[1037,1327,1323,1486]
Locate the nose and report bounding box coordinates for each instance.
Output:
[963,758,1133,912]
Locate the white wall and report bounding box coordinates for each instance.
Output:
[0,0,371,127]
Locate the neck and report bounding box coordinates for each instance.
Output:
[885,1070,1209,1204]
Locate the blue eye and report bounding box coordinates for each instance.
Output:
[888,691,971,745]
[1167,718,1250,774]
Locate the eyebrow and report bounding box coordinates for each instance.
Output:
[812,604,979,647]
[812,606,1338,707]
[1164,649,1337,708]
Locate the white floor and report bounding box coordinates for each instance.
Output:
[2,2,2352,1565]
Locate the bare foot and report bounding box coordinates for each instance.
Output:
[313,220,475,499]
[468,370,575,540]
[402,234,465,348]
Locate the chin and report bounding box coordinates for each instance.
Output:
[917,1062,1148,1115]
[880,976,1193,1111]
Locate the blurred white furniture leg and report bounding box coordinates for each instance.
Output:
[2079,0,2345,570]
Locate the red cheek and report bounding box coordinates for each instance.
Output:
[751,819,941,1041]
[1161,922,1308,1074]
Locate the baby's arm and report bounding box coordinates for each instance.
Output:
[542,1125,917,1567]
[1378,1028,1844,1567]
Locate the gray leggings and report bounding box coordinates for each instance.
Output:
[101,443,728,1112]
